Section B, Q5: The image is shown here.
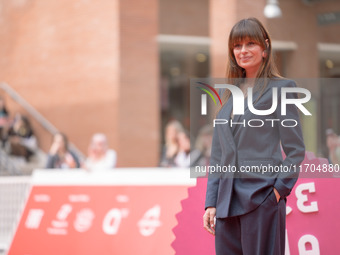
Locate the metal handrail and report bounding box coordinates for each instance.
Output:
[0,82,84,159]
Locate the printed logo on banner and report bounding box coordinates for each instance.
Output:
[48,204,72,235]
[73,208,95,232]
[21,194,162,237]
[25,209,44,229]
[102,208,129,235]
[137,205,162,237]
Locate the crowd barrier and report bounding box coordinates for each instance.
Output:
[1,166,340,254]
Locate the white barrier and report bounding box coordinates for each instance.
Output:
[0,177,31,255]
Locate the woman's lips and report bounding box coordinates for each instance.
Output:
[240,56,252,61]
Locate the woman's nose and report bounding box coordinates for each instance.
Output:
[240,44,247,53]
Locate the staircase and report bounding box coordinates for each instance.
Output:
[0,82,84,175]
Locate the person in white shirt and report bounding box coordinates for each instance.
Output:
[84,133,117,171]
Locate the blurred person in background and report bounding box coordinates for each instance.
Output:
[326,128,340,165]
[159,119,184,167]
[84,133,117,171]
[190,125,213,168]
[174,130,191,168]
[4,113,38,161]
[46,132,80,169]
[0,96,9,143]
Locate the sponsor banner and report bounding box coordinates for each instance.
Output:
[8,169,195,255]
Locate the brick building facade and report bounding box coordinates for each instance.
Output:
[0,0,339,166]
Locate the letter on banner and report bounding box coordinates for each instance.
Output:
[298,235,320,255]
[295,182,318,213]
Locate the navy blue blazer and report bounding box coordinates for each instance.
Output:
[205,78,305,218]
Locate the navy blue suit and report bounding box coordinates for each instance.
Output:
[205,78,305,254]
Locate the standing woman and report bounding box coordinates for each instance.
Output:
[203,18,305,255]
[46,132,80,169]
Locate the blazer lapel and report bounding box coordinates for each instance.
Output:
[217,97,236,153]
[232,83,266,124]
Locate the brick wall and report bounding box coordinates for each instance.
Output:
[0,0,159,167]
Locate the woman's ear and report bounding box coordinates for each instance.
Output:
[262,39,269,58]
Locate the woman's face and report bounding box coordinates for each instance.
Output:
[54,134,66,151]
[90,138,107,156]
[177,132,190,151]
[233,38,264,74]
[166,125,178,143]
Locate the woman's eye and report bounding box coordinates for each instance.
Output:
[234,44,241,49]
[247,41,255,46]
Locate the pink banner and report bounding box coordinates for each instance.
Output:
[173,152,340,254]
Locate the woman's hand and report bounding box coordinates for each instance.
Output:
[273,187,281,203]
[64,153,77,168]
[49,141,60,155]
[203,207,216,236]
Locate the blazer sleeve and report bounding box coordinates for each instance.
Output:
[204,125,222,209]
[46,154,56,169]
[274,80,306,198]
[205,89,226,210]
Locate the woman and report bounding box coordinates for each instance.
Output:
[46,132,80,169]
[5,114,38,161]
[159,120,183,167]
[84,133,117,171]
[174,130,191,168]
[190,125,213,168]
[0,96,9,142]
[203,18,305,255]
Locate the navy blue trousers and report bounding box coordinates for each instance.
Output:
[215,190,286,255]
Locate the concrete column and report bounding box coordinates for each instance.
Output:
[118,0,160,166]
[209,0,237,77]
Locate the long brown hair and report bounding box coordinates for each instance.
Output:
[218,17,281,113]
